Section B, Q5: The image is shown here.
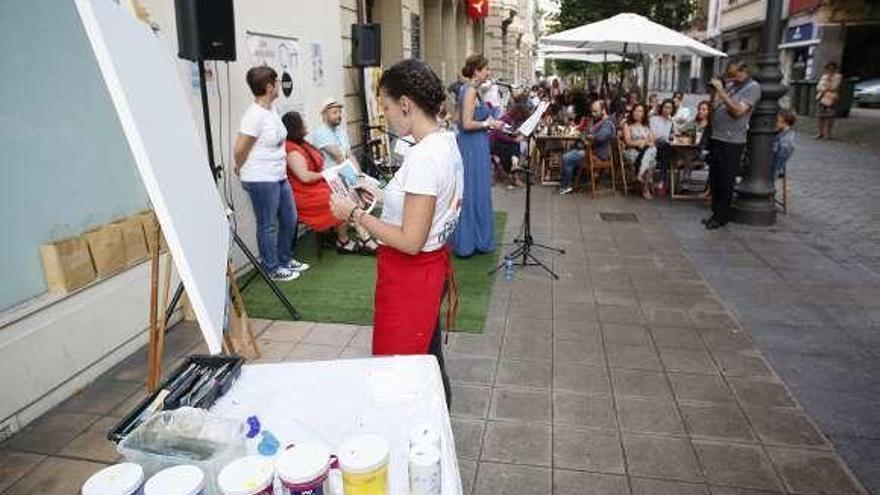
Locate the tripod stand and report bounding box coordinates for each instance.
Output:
[164,61,299,325]
[489,166,565,280]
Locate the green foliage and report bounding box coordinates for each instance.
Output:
[553,0,697,33]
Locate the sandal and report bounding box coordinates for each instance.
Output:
[358,237,379,255]
[336,237,358,255]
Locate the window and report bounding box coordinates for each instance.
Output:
[410,14,421,60]
[739,38,749,52]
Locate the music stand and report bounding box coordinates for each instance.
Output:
[489,155,565,280]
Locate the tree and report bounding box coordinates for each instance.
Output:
[548,0,699,76]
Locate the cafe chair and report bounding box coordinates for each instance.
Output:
[575,142,617,198]
[612,136,632,196]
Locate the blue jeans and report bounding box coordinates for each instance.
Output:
[561,149,585,189]
[242,180,297,272]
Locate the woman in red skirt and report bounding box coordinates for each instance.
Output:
[330,59,462,404]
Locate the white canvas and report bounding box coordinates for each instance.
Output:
[75,0,229,353]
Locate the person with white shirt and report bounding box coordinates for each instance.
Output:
[330,59,462,405]
[233,66,309,282]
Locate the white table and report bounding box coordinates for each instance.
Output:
[211,355,462,495]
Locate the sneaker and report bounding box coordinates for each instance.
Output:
[269,267,300,282]
[559,187,574,195]
[286,259,310,272]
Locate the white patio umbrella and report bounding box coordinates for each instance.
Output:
[541,12,726,58]
[540,51,627,64]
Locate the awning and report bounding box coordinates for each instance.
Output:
[778,38,821,50]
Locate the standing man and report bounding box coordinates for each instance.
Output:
[704,62,761,230]
[311,97,360,170]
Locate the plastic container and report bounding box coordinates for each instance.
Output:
[217,456,275,495]
[407,424,440,451]
[82,462,145,495]
[117,408,245,495]
[276,443,334,495]
[143,465,205,495]
[337,435,389,495]
[408,444,441,495]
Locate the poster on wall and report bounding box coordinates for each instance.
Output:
[310,42,324,86]
[363,67,384,129]
[246,32,304,113]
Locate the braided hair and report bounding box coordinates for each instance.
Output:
[379,59,446,117]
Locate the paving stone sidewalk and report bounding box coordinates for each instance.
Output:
[0,186,870,494]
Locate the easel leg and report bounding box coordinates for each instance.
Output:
[147,224,161,392]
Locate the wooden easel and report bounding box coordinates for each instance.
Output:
[145,222,260,393]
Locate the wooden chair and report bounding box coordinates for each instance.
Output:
[575,141,617,198]
[612,135,631,196]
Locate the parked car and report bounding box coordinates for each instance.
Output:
[854,78,880,107]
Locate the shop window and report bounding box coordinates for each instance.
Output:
[410,14,421,60]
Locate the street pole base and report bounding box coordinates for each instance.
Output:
[732,200,777,226]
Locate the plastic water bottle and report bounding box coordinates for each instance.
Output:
[503,256,514,281]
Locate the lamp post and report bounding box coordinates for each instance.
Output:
[732,0,786,225]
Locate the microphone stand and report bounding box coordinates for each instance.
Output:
[489,137,565,280]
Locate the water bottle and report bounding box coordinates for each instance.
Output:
[503,256,514,281]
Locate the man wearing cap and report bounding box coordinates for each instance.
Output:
[311,97,360,170]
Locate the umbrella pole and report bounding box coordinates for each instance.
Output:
[642,53,649,103]
[601,51,608,99]
[619,43,628,96]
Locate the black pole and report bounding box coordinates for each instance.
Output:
[732,0,785,225]
[197,61,219,180]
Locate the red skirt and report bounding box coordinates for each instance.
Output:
[373,245,451,355]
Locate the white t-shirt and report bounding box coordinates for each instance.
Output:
[238,103,287,182]
[380,131,463,252]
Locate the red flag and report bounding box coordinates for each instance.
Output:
[465,0,489,19]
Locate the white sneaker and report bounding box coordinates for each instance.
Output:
[559,187,574,195]
[270,267,300,281]
[286,259,310,272]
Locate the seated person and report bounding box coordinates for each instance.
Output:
[773,109,796,178]
[311,98,361,170]
[694,100,712,151]
[622,104,658,200]
[649,99,675,189]
[559,100,615,195]
[281,111,375,254]
[490,94,531,188]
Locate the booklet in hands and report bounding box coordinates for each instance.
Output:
[322,159,381,214]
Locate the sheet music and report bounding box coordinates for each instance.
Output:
[517,100,551,137]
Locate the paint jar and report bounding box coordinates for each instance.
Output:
[217,456,275,495]
[337,435,389,495]
[276,443,334,495]
[408,443,441,495]
[408,424,440,451]
[143,465,205,495]
[82,462,144,495]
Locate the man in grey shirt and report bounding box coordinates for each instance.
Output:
[704,62,761,229]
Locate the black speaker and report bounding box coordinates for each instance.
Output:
[175,0,236,61]
[352,24,381,67]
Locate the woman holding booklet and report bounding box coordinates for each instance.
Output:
[282,111,376,254]
[330,59,463,405]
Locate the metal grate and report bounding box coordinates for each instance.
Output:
[599,212,639,223]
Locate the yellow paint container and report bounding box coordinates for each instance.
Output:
[337,435,390,495]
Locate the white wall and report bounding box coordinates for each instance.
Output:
[0,0,345,436]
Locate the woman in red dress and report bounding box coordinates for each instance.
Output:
[281,111,359,253]
[330,59,463,405]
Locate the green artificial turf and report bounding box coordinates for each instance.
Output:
[240,212,506,333]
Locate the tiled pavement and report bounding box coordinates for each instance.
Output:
[0,186,872,494]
